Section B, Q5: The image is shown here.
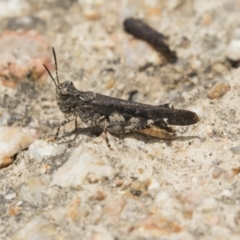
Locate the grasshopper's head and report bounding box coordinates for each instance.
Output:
[43,48,79,114]
[57,81,79,96]
[55,81,79,114]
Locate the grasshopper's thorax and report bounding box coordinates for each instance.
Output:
[56,81,79,115]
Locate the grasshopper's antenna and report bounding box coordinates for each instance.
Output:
[43,63,58,88]
[52,47,60,85]
[42,47,60,88]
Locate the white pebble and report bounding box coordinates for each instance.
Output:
[16,201,23,206]
[52,145,116,188]
[5,192,17,200]
[28,140,65,162]
[155,191,170,203]
[20,177,48,205]
[226,28,240,60]
[147,178,160,192]
[220,189,232,198]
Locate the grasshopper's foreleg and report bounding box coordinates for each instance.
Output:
[55,117,77,139]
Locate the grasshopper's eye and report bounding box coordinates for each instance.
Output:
[62,88,69,94]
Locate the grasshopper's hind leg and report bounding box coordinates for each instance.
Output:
[105,118,176,140]
[137,126,175,139]
[100,130,114,149]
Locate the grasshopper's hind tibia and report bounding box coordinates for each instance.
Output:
[100,130,114,150]
[137,125,176,139]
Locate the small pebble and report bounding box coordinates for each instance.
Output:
[113,178,124,187]
[83,9,100,20]
[226,39,240,61]
[28,140,65,162]
[133,214,182,237]
[212,166,223,178]
[147,178,160,192]
[105,79,115,89]
[6,205,21,216]
[0,127,38,168]
[201,12,212,26]
[228,167,240,178]
[199,198,217,212]
[16,201,23,206]
[220,189,232,198]
[207,82,230,99]
[230,145,240,155]
[5,192,17,200]
[91,190,107,201]
[20,177,49,205]
[211,62,227,74]
[155,191,170,204]
[52,145,116,188]
[190,59,202,70]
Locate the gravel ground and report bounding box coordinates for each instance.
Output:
[0,0,240,239]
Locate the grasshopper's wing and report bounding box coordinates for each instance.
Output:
[83,93,199,126]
